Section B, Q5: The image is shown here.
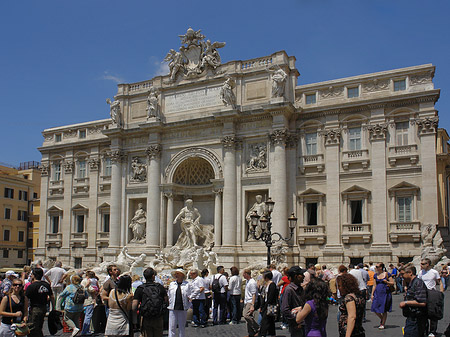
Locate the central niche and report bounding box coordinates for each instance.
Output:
[173,157,215,186]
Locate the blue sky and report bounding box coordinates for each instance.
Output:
[1,1,449,165]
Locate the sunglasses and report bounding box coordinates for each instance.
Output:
[12,284,23,287]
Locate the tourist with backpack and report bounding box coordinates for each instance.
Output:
[167,269,192,337]
[399,266,428,337]
[212,266,228,325]
[132,268,167,337]
[57,274,88,337]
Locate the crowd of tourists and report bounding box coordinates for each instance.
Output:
[0,258,448,337]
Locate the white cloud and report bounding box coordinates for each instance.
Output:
[148,56,169,77]
[101,71,125,84]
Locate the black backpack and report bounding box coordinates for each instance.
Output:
[72,286,86,304]
[427,288,444,320]
[211,275,223,294]
[140,284,164,318]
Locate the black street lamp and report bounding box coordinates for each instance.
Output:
[249,197,297,266]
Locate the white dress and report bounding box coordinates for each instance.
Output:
[104,291,130,336]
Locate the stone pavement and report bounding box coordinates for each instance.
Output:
[44,292,450,337]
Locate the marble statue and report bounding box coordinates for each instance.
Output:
[164,49,185,82]
[173,199,202,249]
[220,77,236,109]
[246,195,266,240]
[146,87,159,119]
[411,224,448,268]
[129,203,146,243]
[179,27,205,46]
[269,66,288,98]
[130,157,147,182]
[246,144,267,172]
[106,98,122,127]
[200,40,226,70]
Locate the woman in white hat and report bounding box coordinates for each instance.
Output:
[167,269,192,337]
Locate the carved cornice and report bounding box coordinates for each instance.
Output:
[146,144,162,159]
[269,129,289,146]
[322,128,341,146]
[39,164,49,176]
[63,161,74,174]
[367,123,388,141]
[413,117,439,135]
[109,150,126,163]
[88,158,100,171]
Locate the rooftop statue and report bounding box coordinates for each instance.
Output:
[220,77,236,109]
[146,87,160,119]
[106,98,122,127]
[163,27,226,82]
[269,65,288,98]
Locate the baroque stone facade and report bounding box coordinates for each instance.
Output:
[36,30,440,267]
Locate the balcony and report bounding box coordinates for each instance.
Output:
[298,225,326,245]
[96,232,110,245]
[342,223,372,244]
[46,233,62,248]
[342,149,369,169]
[299,154,324,174]
[389,221,421,242]
[70,232,88,247]
[388,145,419,166]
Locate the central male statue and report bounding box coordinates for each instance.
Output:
[173,199,202,249]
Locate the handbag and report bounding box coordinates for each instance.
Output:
[9,296,30,336]
[266,304,277,317]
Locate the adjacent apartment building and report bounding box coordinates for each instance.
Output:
[0,162,40,267]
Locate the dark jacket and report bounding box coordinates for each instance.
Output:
[281,282,304,326]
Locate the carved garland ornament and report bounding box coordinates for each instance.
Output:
[362,79,389,93]
[319,86,344,99]
[367,123,388,141]
[146,145,162,159]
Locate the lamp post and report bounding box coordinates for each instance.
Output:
[249,197,297,266]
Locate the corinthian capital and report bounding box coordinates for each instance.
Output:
[413,117,439,135]
[109,150,126,163]
[269,129,288,146]
[63,160,74,173]
[367,123,388,141]
[221,136,238,149]
[88,158,100,170]
[39,163,49,176]
[146,144,162,159]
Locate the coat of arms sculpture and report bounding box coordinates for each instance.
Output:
[164,27,226,82]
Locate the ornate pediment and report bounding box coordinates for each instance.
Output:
[164,27,226,83]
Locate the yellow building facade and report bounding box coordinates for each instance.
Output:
[0,162,40,267]
[437,129,450,230]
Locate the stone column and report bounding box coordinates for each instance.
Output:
[269,129,288,238]
[146,145,162,247]
[87,156,100,248]
[109,150,123,248]
[416,116,439,224]
[62,156,74,249]
[324,129,341,245]
[367,123,389,244]
[165,193,174,247]
[213,189,223,246]
[36,161,50,258]
[221,136,237,246]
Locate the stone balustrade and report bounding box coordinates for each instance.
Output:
[300,154,325,173]
[70,232,88,247]
[342,223,371,243]
[389,221,421,242]
[46,233,62,248]
[388,144,419,165]
[298,225,326,245]
[342,149,370,169]
[241,57,273,70]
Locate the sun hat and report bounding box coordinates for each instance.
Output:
[5,270,19,278]
[171,269,187,278]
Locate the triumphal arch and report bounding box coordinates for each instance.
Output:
[37,28,441,268]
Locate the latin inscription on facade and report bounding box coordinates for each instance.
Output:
[164,86,222,113]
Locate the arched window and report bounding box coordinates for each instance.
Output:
[173,157,214,186]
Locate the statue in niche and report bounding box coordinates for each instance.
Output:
[246,144,267,172]
[130,157,147,182]
[129,203,147,243]
[164,49,185,82]
[173,199,202,249]
[269,65,288,98]
[146,87,159,119]
[246,195,266,240]
[200,40,226,70]
[106,98,122,127]
[220,77,236,109]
